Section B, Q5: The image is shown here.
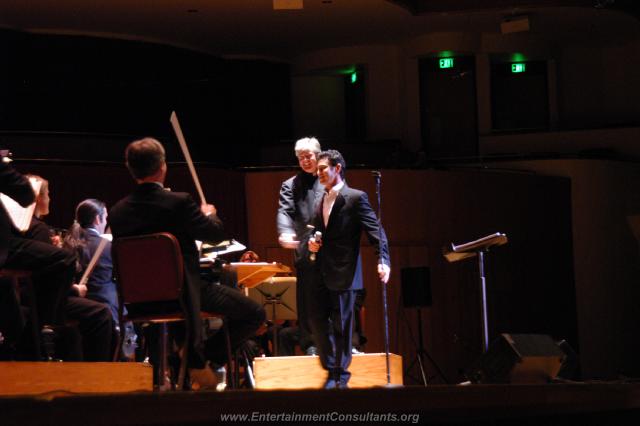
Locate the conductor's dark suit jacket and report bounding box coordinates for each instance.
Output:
[311,184,390,291]
[109,182,225,355]
[276,171,323,267]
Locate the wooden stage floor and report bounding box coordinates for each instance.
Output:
[3,382,640,425]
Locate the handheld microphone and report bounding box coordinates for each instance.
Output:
[310,231,322,262]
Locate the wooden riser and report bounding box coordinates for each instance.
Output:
[253,353,402,389]
[0,362,153,396]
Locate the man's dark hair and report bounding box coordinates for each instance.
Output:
[317,149,346,179]
[75,198,107,228]
[125,138,166,179]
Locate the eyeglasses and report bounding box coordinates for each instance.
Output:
[297,153,314,161]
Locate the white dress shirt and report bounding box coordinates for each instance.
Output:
[322,181,344,227]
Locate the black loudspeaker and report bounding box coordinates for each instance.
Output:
[466,334,566,384]
[401,267,432,308]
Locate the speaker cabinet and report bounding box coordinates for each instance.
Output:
[467,334,566,384]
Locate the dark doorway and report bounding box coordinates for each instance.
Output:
[491,60,549,131]
[419,56,478,159]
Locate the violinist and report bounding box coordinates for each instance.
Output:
[63,199,120,326]
[24,175,113,361]
[109,137,265,389]
[0,161,74,358]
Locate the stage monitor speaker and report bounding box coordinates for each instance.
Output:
[466,334,566,384]
[401,267,432,308]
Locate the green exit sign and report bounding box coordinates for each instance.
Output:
[439,58,454,69]
[511,63,526,73]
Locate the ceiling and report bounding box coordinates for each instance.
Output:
[0,0,638,60]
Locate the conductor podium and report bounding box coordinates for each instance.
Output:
[225,261,403,388]
[253,353,403,389]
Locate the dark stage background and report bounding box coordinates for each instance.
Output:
[0,29,292,166]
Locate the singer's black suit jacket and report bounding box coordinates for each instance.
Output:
[308,182,390,383]
[311,183,390,291]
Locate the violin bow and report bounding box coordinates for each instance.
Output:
[170,111,207,205]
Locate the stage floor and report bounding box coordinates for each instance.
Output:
[3,382,640,425]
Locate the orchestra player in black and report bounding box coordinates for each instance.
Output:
[24,176,113,361]
[0,160,75,358]
[109,138,265,387]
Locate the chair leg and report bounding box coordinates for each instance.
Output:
[242,348,255,389]
[223,321,234,389]
[177,327,188,390]
[112,325,122,362]
[157,323,171,391]
[17,276,44,360]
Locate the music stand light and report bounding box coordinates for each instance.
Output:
[443,232,508,353]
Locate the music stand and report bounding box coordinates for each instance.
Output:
[226,262,292,288]
[247,277,297,356]
[443,232,508,353]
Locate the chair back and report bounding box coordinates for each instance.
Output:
[112,233,184,307]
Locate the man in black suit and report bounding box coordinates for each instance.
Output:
[109,138,265,386]
[0,158,75,358]
[307,149,391,389]
[276,137,323,355]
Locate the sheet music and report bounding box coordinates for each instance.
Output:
[229,262,273,267]
[0,178,42,232]
[199,240,247,263]
[451,232,507,253]
[203,239,246,255]
[443,232,508,263]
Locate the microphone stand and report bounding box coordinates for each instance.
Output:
[372,171,391,386]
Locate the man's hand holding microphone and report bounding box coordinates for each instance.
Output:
[307,225,322,262]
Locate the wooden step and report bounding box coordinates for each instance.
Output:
[0,362,153,396]
[253,353,403,389]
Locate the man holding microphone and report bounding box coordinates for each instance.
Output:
[307,149,390,389]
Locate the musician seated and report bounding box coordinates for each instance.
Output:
[63,199,119,324]
[23,175,113,361]
[109,138,265,389]
[0,163,75,360]
[63,198,138,360]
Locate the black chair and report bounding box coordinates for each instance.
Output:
[0,269,43,359]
